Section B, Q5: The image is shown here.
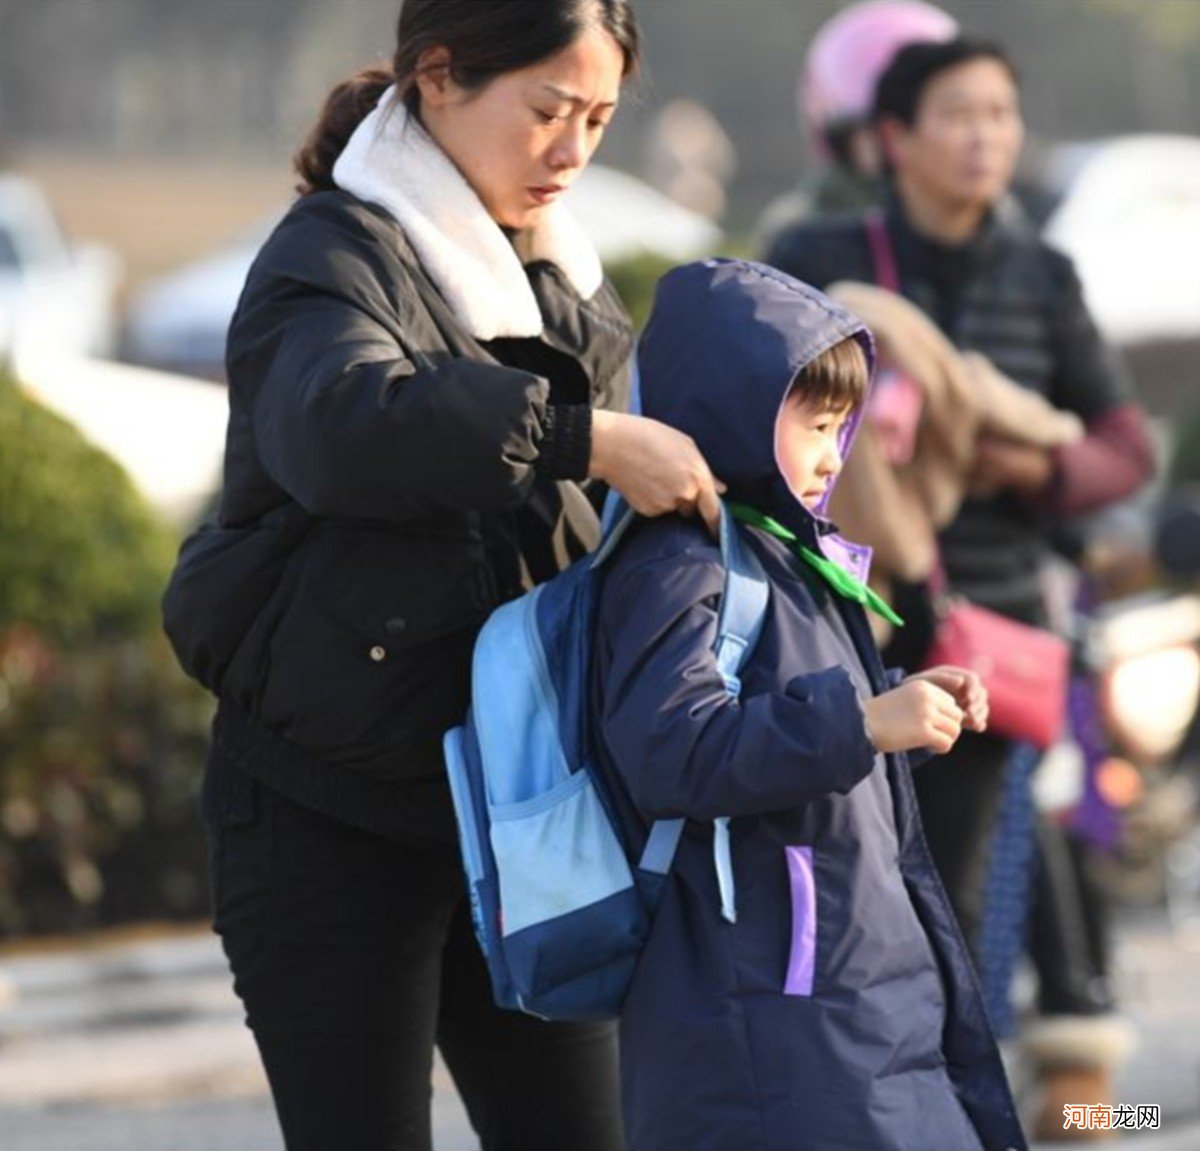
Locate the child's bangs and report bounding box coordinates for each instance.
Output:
[791,337,868,413]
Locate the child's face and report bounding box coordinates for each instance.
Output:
[775,392,852,511]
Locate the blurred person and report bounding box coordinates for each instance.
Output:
[161,3,731,1150]
[642,98,736,220]
[765,36,1156,1131]
[757,0,958,244]
[817,279,1084,654]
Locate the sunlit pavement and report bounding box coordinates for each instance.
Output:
[0,929,476,1150]
[0,914,1196,1151]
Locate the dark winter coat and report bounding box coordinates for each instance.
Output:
[765,197,1154,623]
[594,261,1026,1151]
[163,189,633,840]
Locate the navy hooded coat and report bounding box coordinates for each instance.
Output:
[593,261,1026,1151]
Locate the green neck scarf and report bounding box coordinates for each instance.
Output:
[728,502,904,628]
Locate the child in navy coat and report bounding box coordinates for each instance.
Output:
[594,260,1026,1151]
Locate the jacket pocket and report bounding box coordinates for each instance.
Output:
[488,770,643,1005]
[162,502,312,694]
[784,845,817,997]
[257,524,495,772]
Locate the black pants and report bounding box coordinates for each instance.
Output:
[911,729,1012,951]
[1028,821,1115,1016]
[204,757,625,1151]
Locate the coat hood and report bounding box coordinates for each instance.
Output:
[638,258,875,576]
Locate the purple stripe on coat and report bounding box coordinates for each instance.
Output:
[785,845,816,996]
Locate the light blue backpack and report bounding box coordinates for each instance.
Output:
[442,500,768,1021]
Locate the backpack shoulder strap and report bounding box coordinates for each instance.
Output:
[637,502,769,914]
[713,500,770,694]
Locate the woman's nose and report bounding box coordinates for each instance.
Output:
[548,119,589,171]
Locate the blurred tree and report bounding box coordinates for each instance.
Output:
[1170,405,1200,485]
[606,252,678,331]
[1087,0,1200,131]
[0,371,211,937]
[0,371,173,640]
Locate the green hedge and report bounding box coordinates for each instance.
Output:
[1170,404,1200,485]
[0,371,211,937]
[0,372,175,641]
[606,252,679,332]
[606,238,755,334]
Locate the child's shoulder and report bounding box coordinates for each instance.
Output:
[599,514,805,623]
[607,513,724,576]
[604,514,809,591]
[598,514,729,620]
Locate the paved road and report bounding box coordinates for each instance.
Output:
[0,930,476,1149]
[1,915,1196,1150]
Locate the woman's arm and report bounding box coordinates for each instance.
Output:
[1041,259,1157,514]
[231,202,724,526]
[590,410,724,530]
[969,262,1156,513]
[235,281,561,520]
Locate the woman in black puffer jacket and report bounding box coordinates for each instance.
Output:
[163,4,724,1149]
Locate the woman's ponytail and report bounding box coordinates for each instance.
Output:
[293,66,395,196]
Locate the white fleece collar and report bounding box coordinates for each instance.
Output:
[332,87,604,341]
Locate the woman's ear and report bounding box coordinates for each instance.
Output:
[414,46,454,108]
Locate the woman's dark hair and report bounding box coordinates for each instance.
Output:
[295,0,641,194]
[789,337,869,415]
[871,37,1019,127]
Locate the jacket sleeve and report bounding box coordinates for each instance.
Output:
[227,211,588,523]
[1040,257,1156,515]
[1045,404,1157,517]
[597,551,878,822]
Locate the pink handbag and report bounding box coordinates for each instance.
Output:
[864,210,1070,749]
[922,591,1070,749]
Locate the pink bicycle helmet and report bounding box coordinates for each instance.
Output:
[802,0,959,153]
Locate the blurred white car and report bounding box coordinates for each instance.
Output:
[0,174,122,359]
[1042,134,1200,346]
[15,344,229,525]
[123,215,275,379]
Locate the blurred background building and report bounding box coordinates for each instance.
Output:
[2,0,1200,402]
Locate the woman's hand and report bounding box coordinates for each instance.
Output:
[904,665,989,733]
[861,679,965,755]
[590,410,726,533]
[972,435,1055,496]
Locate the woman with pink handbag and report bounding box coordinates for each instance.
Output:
[764,35,1156,1136]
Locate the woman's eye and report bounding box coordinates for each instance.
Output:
[536,110,562,124]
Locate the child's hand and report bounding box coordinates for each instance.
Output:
[903,666,989,733]
[862,680,964,755]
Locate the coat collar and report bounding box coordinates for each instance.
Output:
[332,87,604,341]
[882,188,1004,288]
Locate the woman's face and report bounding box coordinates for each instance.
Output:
[418,27,625,229]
